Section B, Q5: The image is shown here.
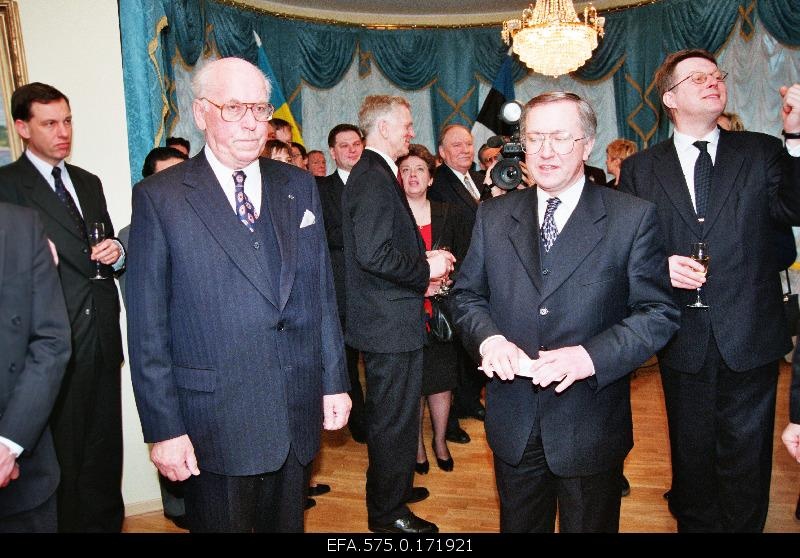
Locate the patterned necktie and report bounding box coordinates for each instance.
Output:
[51,166,87,240]
[541,197,562,253]
[463,173,480,200]
[693,140,712,221]
[233,170,257,232]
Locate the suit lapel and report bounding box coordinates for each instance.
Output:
[0,228,5,302]
[703,130,743,235]
[17,157,84,241]
[540,183,605,302]
[262,159,297,312]
[509,189,543,295]
[653,141,702,238]
[67,164,100,231]
[444,165,478,211]
[183,155,279,309]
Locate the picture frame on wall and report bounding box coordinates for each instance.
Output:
[0,0,26,166]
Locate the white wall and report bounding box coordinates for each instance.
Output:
[17,0,161,513]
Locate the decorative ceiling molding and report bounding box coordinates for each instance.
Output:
[230,0,653,27]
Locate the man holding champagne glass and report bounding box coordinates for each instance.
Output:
[619,49,800,532]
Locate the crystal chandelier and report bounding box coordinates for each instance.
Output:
[502,1,605,78]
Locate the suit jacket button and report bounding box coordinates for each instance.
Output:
[9,363,15,373]
[277,321,285,331]
[84,308,91,316]
[539,307,548,316]
[539,345,547,351]
[82,247,89,254]
[542,268,550,275]
[11,315,21,326]
[253,241,261,249]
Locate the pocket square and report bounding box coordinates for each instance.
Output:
[300,209,316,228]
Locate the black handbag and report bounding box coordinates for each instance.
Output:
[428,294,454,343]
[784,269,800,335]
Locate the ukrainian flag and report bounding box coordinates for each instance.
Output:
[254,30,304,146]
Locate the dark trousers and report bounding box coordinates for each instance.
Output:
[184,448,310,533]
[451,344,485,415]
[50,340,123,532]
[346,344,365,435]
[661,339,778,532]
[494,429,622,533]
[363,350,423,525]
[158,473,185,518]
[0,491,57,533]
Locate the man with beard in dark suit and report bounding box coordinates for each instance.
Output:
[317,123,367,444]
[0,203,70,532]
[0,82,125,532]
[450,92,678,532]
[342,95,454,533]
[619,48,800,532]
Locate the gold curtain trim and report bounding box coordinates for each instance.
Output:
[624,73,660,148]
[437,86,475,129]
[148,15,170,148]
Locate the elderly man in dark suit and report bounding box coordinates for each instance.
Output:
[343,95,454,533]
[450,92,679,532]
[620,48,800,532]
[0,82,125,532]
[0,203,70,532]
[126,57,350,533]
[316,123,367,444]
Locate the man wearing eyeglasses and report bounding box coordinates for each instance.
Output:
[619,48,800,532]
[126,57,350,532]
[450,91,679,532]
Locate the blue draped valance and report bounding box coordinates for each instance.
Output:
[120,0,800,183]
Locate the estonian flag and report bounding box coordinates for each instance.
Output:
[254,31,304,146]
[472,51,516,162]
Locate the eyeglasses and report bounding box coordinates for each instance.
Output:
[202,98,275,122]
[523,133,585,155]
[667,70,728,92]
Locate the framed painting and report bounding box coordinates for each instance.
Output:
[0,0,26,165]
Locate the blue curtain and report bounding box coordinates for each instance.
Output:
[119,0,800,182]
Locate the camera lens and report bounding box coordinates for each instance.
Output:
[491,158,523,190]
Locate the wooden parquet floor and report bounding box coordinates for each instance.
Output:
[123,361,800,533]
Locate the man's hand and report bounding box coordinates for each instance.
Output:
[780,83,800,137]
[781,422,800,463]
[150,435,200,482]
[668,254,707,289]
[323,393,352,430]
[481,337,529,381]
[426,249,456,281]
[90,238,122,265]
[528,345,595,394]
[0,445,19,488]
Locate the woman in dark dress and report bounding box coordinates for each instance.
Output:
[398,144,470,473]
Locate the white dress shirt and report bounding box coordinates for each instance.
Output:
[204,145,262,217]
[446,164,480,200]
[673,128,720,212]
[336,167,351,185]
[26,149,83,215]
[366,147,398,179]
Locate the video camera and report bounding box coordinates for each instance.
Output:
[489,101,525,191]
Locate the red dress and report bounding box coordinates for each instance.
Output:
[418,223,433,320]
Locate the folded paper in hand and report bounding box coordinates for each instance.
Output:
[300,209,316,228]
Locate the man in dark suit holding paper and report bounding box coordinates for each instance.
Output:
[127,57,350,533]
[450,92,678,532]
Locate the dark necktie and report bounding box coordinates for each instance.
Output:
[541,197,562,253]
[233,170,257,232]
[51,166,87,240]
[693,140,712,221]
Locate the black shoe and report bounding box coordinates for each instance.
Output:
[369,512,439,533]
[304,498,316,510]
[663,489,672,500]
[406,487,430,504]
[433,442,453,472]
[445,427,470,444]
[795,494,799,520]
[456,403,485,421]
[415,461,429,474]
[308,483,331,497]
[621,475,630,497]
[165,514,189,530]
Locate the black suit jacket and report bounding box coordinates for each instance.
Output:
[342,149,429,353]
[428,165,483,230]
[0,204,70,518]
[429,200,471,266]
[619,130,800,373]
[316,171,347,322]
[450,185,679,475]
[127,153,347,475]
[0,155,123,373]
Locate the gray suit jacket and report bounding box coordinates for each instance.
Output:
[450,184,679,475]
[126,153,347,475]
[0,204,70,518]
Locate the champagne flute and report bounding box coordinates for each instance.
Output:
[687,241,709,308]
[89,222,107,280]
[436,244,452,296]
